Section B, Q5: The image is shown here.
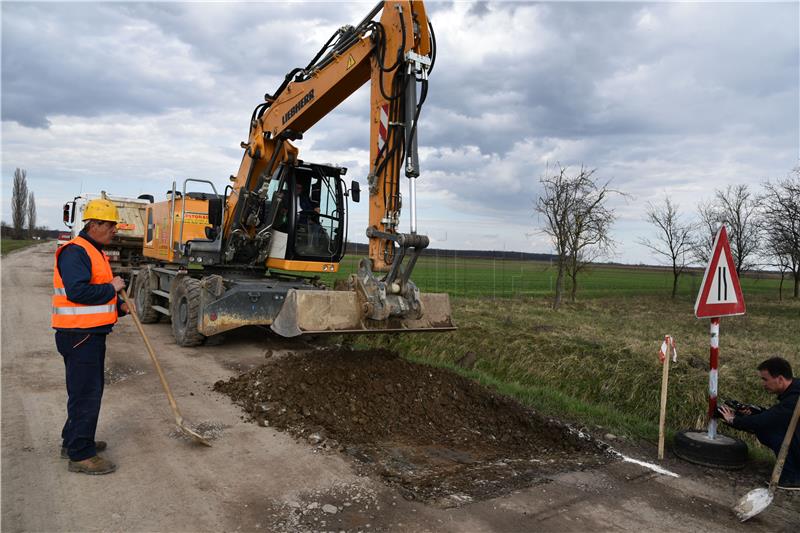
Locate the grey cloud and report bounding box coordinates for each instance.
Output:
[2,3,215,128]
[1,1,796,262]
[423,2,798,157]
[0,2,368,129]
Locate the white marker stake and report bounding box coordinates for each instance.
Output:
[658,335,673,460]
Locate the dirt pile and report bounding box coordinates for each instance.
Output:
[214,347,608,505]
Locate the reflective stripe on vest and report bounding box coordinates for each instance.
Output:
[53,304,117,315]
[52,236,118,329]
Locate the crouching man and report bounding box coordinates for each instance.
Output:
[719,357,800,490]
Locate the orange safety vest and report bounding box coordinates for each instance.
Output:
[52,236,118,329]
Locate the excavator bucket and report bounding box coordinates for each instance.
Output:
[271,289,456,337]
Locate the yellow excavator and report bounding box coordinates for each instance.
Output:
[133,0,455,346]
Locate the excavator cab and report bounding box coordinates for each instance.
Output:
[264,162,349,272]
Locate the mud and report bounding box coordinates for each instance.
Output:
[214,347,608,505]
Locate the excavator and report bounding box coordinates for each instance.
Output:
[132,0,455,346]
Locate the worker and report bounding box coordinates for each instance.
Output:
[295,181,322,251]
[719,357,800,490]
[52,198,129,475]
[296,181,320,224]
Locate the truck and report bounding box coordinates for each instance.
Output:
[62,191,153,280]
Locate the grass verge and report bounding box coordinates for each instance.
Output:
[349,292,798,462]
[1,239,41,255]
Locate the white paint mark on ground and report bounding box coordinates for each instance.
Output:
[610,450,680,478]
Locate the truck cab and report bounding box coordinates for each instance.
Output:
[62,192,151,278]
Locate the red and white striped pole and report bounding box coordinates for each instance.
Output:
[707,317,720,439]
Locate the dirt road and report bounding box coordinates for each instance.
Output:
[2,243,798,532]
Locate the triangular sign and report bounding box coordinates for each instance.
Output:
[694,226,746,318]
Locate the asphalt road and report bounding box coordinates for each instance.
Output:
[2,242,797,532]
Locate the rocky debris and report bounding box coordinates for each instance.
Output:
[168,420,227,442]
[104,363,145,385]
[259,483,382,532]
[214,347,608,504]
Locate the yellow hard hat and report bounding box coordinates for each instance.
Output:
[82,199,119,223]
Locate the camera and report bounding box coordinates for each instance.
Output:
[714,398,766,418]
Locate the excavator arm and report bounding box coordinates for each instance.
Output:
[224,0,433,277]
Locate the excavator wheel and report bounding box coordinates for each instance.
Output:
[170,276,205,347]
[133,267,161,324]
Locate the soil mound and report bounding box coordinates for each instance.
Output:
[214,347,607,505]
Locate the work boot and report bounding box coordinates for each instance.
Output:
[68,455,117,475]
[60,441,107,459]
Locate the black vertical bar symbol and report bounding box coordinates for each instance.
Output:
[723,267,728,299]
[718,266,722,300]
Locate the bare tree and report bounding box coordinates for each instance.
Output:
[694,185,761,276]
[11,168,28,240]
[715,185,761,276]
[693,199,720,265]
[639,195,695,299]
[536,165,573,310]
[565,169,616,302]
[760,168,800,298]
[536,164,616,308]
[27,191,37,238]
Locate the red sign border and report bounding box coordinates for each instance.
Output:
[694,226,746,318]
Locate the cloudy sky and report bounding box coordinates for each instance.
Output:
[2,1,798,264]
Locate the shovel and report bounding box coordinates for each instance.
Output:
[733,392,800,521]
[120,289,211,447]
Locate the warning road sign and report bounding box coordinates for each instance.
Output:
[694,226,746,318]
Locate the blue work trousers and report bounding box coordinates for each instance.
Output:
[56,331,106,461]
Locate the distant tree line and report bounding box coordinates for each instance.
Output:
[640,167,800,299]
[533,163,800,308]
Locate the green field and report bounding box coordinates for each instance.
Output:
[320,253,788,299]
[1,238,42,256]
[321,254,799,460]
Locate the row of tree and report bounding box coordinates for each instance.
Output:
[536,165,800,309]
[10,168,38,240]
[641,169,800,300]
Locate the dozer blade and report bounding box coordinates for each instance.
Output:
[271,289,456,337]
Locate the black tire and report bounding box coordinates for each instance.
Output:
[170,277,205,347]
[134,268,161,324]
[673,429,748,470]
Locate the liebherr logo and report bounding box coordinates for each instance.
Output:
[282,89,315,125]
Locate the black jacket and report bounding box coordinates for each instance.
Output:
[732,379,800,458]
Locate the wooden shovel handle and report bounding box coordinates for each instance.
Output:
[120,288,184,424]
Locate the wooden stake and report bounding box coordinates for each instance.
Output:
[658,337,671,460]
